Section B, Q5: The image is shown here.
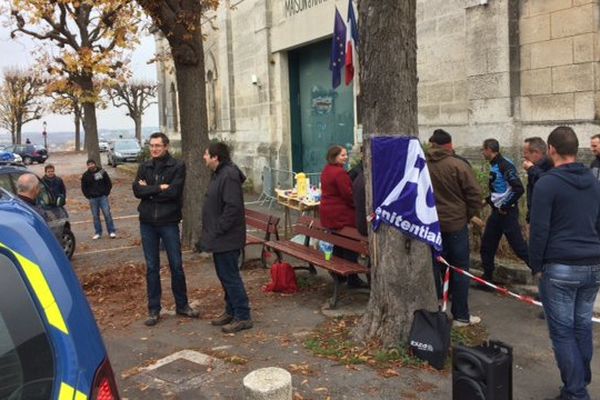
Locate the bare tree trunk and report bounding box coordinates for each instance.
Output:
[82,101,100,166]
[16,121,22,145]
[171,32,211,249]
[74,108,81,152]
[353,0,437,347]
[134,115,142,144]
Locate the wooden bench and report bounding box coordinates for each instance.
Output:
[265,216,370,308]
[241,208,281,269]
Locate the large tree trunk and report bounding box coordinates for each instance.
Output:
[16,121,22,145]
[134,115,142,144]
[170,32,211,249]
[74,108,82,152]
[353,0,437,347]
[82,101,100,166]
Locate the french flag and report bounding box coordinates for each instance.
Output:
[345,0,359,86]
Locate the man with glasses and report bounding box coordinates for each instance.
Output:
[133,132,199,326]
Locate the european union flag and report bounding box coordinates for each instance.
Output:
[329,8,346,89]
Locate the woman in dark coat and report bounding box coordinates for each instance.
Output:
[319,145,367,288]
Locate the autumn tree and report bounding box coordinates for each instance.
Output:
[47,85,83,151]
[110,80,157,143]
[136,0,219,247]
[8,0,141,165]
[354,1,437,346]
[0,68,44,145]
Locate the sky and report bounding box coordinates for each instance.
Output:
[0,23,159,135]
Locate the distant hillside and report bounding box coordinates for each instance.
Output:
[0,127,159,150]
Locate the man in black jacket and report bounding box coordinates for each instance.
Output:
[199,141,252,333]
[530,126,600,400]
[132,132,198,326]
[480,139,529,284]
[81,159,116,239]
[522,137,552,223]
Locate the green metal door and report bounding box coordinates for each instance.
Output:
[289,40,355,174]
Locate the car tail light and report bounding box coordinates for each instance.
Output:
[92,358,120,400]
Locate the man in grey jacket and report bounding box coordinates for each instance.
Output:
[200,142,252,333]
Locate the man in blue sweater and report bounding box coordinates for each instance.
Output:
[530,126,600,400]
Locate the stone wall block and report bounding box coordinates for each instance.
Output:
[574,33,597,63]
[552,63,594,93]
[521,68,552,95]
[469,98,512,123]
[551,4,595,39]
[530,38,573,69]
[529,0,572,15]
[440,102,469,124]
[575,91,596,120]
[418,104,441,125]
[519,14,551,45]
[468,72,511,100]
[521,93,575,121]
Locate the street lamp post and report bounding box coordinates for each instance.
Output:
[42,121,47,149]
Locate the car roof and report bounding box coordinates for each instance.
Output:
[0,165,28,173]
[0,191,107,394]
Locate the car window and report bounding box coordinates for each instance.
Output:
[115,141,140,151]
[0,252,55,400]
[8,174,53,208]
[0,175,13,193]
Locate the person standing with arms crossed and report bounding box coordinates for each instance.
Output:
[133,132,199,327]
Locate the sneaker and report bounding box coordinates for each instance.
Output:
[176,305,200,318]
[92,234,101,240]
[211,312,234,326]
[453,315,482,328]
[109,232,116,238]
[144,311,160,327]
[222,319,253,333]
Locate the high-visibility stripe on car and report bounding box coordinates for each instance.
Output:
[0,242,69,335]
[58,382,88,400]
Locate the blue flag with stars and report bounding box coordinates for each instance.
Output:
[329,8,346,89]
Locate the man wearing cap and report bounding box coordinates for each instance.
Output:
[426,129,483,327]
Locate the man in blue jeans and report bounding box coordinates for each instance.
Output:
[426,129,482,327]
[529,126,600,400]
[199,142,252,334]
[133,132,199,326]
[81,159,116,239]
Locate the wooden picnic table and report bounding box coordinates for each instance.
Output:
[275,188,319,236]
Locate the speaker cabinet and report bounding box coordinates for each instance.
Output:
[452,340,513,400]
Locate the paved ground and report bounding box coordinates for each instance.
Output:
[28,152,600,399]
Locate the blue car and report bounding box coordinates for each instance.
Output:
[0,189,119,399]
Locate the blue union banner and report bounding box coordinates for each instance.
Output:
[372,136,443,252]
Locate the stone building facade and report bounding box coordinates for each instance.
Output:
[155,0,600,185]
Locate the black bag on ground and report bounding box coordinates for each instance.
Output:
[408,309,451,370]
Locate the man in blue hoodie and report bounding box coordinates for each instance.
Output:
[530,126,600,400]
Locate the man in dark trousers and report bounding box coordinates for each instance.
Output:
[81,159,116,239]
[133,132,199,327]
[522,137,552,224]
[480,139,529,284]
[200,141,252,333]
[42,164,66,203]
[427,129,482,327]
[530,126,600,400]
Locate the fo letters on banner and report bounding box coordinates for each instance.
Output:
[371,136,442,252]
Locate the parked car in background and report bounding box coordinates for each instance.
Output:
[3,144,48,165]
[107,139,142,167]
[0,166,75,259]
[99,138,109,152]
[0,151,23,165]
[0,189,120,400]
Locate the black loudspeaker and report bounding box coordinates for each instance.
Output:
[452,340,513,400]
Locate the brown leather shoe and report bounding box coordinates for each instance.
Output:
[211,312,234,326]
[222,319,253,333]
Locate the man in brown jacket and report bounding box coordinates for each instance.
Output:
[427,129,482,327]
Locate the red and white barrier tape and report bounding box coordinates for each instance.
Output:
[437,256,600,324]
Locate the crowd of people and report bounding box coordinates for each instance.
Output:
[13,127,600,399]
